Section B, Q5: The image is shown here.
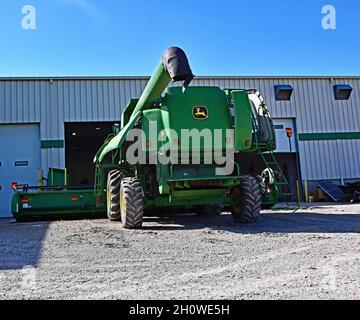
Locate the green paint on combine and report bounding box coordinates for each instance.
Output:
[12,47,292,226]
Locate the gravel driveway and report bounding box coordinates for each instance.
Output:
[1,203,359,300]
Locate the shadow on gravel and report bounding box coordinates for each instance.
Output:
[142,212,360,234]
[0,219,50,270]
[1,211,359,271]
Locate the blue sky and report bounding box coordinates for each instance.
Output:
[0,0,359,76]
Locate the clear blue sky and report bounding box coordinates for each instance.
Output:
[0,0,359,76]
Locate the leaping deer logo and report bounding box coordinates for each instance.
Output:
[193,106,208,120]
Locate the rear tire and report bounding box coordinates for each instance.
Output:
[120,178,144,229]
[231,176,261,224]
[106,170,121,221]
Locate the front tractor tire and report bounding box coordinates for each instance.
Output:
[231,176,261,224]
[106,170,122,221]
[120,178,144,229]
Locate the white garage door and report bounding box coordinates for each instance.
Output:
[0,124,41,218]
[273,119,298,153]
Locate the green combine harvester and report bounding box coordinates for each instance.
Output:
[12,47,291,226]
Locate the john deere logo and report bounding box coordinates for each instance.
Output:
[193,106,208,120]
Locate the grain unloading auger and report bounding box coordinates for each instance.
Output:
[92,47,285,228]
[12,47,290,223]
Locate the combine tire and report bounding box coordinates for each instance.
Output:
[106,170,122,221]
[120,178,144,229]
[231,175,261,224]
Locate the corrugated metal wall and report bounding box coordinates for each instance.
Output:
[0,76,359,181]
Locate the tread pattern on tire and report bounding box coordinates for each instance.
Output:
[107,170,121,221]
[120,177,144,229]
[232,175,261,224]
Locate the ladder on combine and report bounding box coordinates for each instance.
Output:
[248,89,298,210]
[257,143,294,208]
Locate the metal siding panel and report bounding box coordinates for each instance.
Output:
[67,80,73,121]
[90,81,97,120]
[80,80,86,121]
[0,81,5,121]
[109,80,117,119]
[39,81,47,144]
[86,80,97,121]
[337,142,347,179]
[1,77,359,181]
[349,78,360,131]
[307,80,316,132]
[348,140,357,177]
[304,80,314,132]
[95,80,102,121]
[47,82,53,139]
[84,81,91,121]
[113,81,120,120]
[63,81,70,121]
[266,79,277,117]
[71,81,77,121]
[23,81,29,121]
[333,79,357,132]
[329,140,341,180]
[53,81,60,139]
[343,140,352,178]
[299,142,311,180]
[295,79,305,132]
[354,140,360,178]
[33,81,40,122]
[118,80,126,113]
[11,82,16,122]
[70,80,76,121]
[298,139,347,181]
[315,80,326,132]
[307,142,315,180]
[322,141,331,178]
[104,80,111,121]
[57,81,65,140]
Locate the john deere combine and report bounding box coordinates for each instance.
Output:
[12,47,291,226]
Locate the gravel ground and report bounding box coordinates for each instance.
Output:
[0,203,360,300]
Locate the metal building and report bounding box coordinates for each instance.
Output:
[0,76,359,217]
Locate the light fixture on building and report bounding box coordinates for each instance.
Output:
[72,132,77,136]
[334,85,352,100]
[286,128,293,138]
[275,85,293,101]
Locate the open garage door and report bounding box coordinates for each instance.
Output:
[0,124,41,218]
[65,122,118,186]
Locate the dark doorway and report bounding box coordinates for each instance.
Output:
[65,122,117,186]
[238,153,300,201]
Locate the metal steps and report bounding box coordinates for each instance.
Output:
[257,143,295,208]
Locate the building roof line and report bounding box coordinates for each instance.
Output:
[0,75,360,81]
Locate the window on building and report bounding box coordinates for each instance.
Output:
[275,85,293,101]
[334,85,353,100]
